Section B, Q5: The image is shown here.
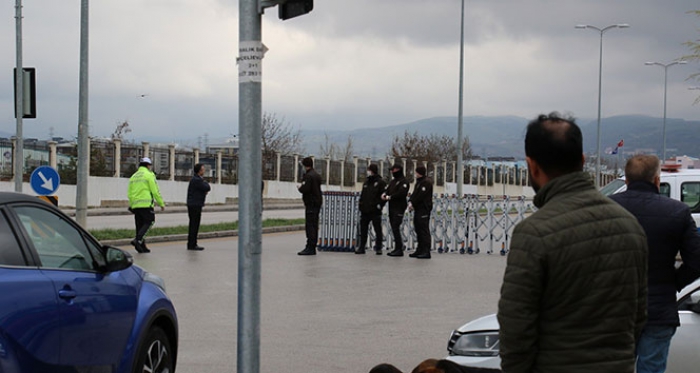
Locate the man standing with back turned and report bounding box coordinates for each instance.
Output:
[187,163,211,251]
[497,112,648,373]
[297,157,323,256]
[610,154,700,373]
[383,163,409,257]
[128,157,165,253]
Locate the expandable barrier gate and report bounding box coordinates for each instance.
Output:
[318,192,536,255]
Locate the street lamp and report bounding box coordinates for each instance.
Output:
[645,60,687,163]
[456,0,465,197]
[575,23,629,189]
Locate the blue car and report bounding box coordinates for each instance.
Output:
[0,192,177,373]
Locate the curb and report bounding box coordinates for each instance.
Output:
[103,224,306,247]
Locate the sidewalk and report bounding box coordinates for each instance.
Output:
[61,199,304,217]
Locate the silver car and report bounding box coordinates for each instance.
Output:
[446,278,700,372]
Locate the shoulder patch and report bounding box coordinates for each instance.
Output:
[421,186,426,191]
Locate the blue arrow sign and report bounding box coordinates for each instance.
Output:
[30,166,60,196]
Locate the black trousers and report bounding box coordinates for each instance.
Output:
[413,211,431,254]
[305,207,320,249]
[389,210,404,251]
[359,212,383,250]
[187,205,203,248]
[133,207,155,241]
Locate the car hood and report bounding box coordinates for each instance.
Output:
[455,314,499,333]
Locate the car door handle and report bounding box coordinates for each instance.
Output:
[58,289,77,300]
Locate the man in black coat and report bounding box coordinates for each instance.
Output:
[357,164,387,255]
[382,163,409,257]
[610,154,700,373]
[408,166,433,259]
[186,163,211,251]
[297,157,323,256]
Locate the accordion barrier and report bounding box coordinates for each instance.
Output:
[317,192,536,255]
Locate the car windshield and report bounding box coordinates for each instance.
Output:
[600,179,626,196]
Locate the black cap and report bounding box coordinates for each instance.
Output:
[391,163,402,171]
[301,157,313,167]
[415,166,427,176]
[368,164,378,173]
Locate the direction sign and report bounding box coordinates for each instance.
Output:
[30,166,60,196]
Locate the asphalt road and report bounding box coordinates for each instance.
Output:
[124,231,508,373]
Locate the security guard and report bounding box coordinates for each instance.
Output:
[408,166,433,259]
[128,157,165,253]
[382,163,409,257]
[297,157,323,256]
[357,164,387,254]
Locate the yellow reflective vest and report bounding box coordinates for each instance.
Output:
[128,166,165,209]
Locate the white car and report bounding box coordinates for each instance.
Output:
[445,278,700,372]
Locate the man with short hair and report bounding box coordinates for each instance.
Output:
[186,163,211,251]
[357,163,387,255]
[497,112,648,373]
[297,157,323,256]
[128,157,165,253]
[610,154,700,373]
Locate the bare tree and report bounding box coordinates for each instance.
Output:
[261,112,303,156]
[682,10,700,104]
[390,130,471,163]
[338,135,355,163]
[111,120,131,140]
[318,133,337,160]
[318,133,355,162]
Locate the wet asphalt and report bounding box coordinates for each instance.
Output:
[124,231,508,373]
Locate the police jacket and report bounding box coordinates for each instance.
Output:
[385,171,409,212]
[409,176,433,214]
[610,181,700,327]
[128,166,165,209]
[187,174,211,207]
[359,174,387,215]
[498,172,648,373]
[298,168,323,209]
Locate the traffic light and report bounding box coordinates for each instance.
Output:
[278,0,313,20]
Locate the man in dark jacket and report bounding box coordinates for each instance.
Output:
[383,163,410,257]
[497,112,648,373]
[297,157,323,256]
[186,163,211,251]
[357,164,387,254]
[408,166,433,259]
[610,154,700,373]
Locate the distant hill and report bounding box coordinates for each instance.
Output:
[302,115,700,160]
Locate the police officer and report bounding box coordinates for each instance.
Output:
[408,166,433,259]
[357,164,387,255]
[382,163,409,257]
[297,157,323,256]
[128,157,165,253]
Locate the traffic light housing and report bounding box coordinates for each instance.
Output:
[278,0,313,20]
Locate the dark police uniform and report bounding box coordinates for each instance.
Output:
[409,174,433,258]
[384,166,409,256]
[357,173,387,254]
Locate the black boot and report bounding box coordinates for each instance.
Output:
[297,247,316,256]
[387,248,404,257]
[354,248,366,254]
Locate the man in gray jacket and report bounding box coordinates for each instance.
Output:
[497,112,648,373]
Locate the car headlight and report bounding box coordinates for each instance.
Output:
[448,330,499,357]
[144,272,167,293]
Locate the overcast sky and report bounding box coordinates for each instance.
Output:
[1,0,698,145]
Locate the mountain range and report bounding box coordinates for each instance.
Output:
[302,115,700,161]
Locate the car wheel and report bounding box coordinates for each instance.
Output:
[134,326,173,373]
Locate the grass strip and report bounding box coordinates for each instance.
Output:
[90,218,305,241]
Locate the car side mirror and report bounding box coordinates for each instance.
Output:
[103,246,133,272]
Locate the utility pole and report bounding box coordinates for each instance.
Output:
[14,0,23,192]
[76,0,89,227]
[238,2,312,372]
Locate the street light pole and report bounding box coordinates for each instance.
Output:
[575,23,629,189]
[645,60,687,163]
[456,0,465,197]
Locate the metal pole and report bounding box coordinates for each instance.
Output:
[662,66,668,163]
[595,30,603,189]
[14,0,23,192]
[456,0,464,197]
[76,0,89,227]
[238,1,262,372]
